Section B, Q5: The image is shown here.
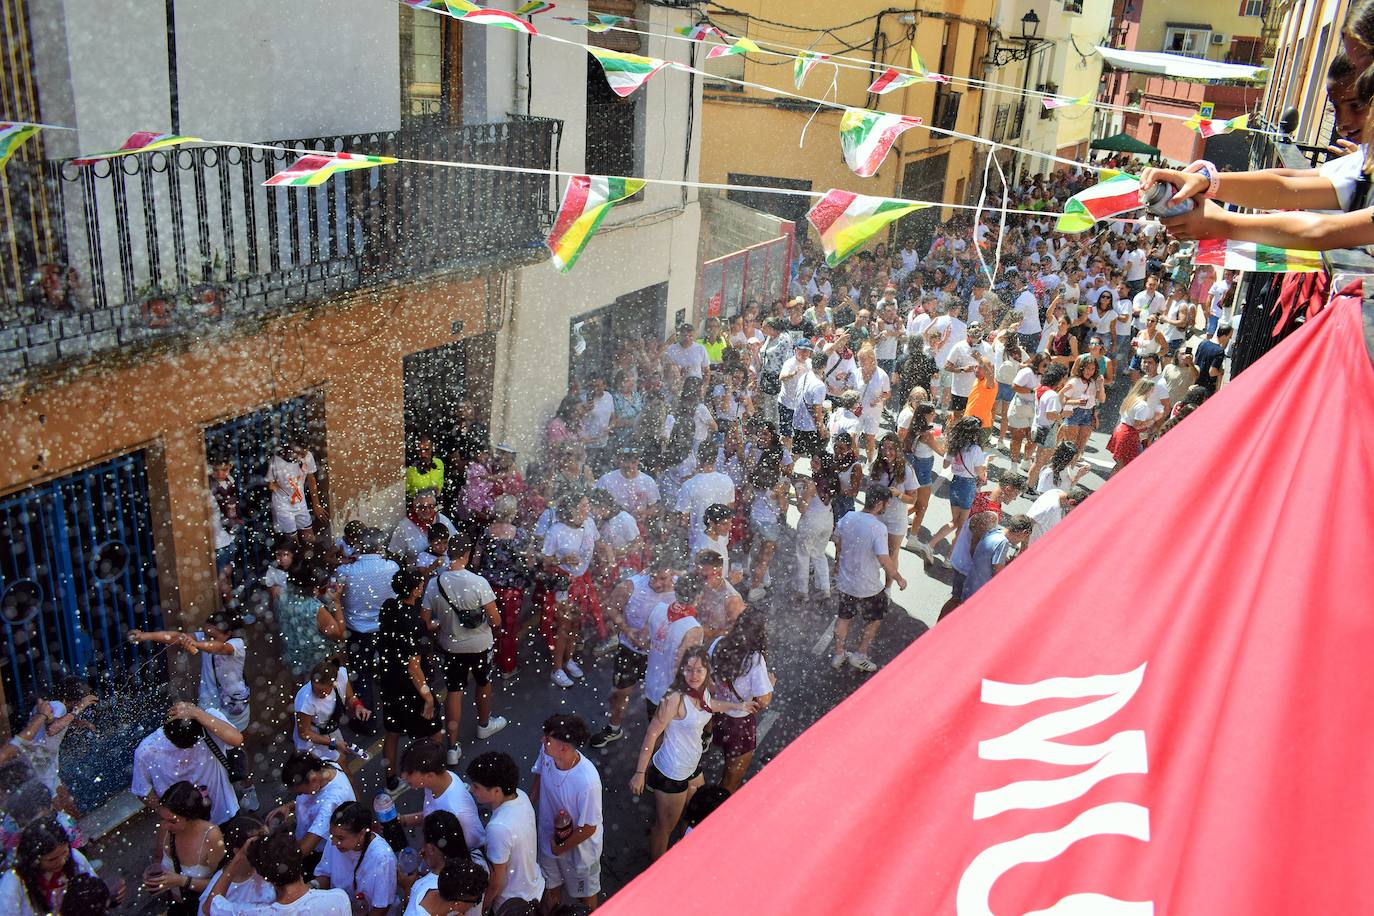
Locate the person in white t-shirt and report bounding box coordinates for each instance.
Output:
[943,323,990,421]
[131,702,244,852]
[1025,362,1070,488]
[579,375,615,472]
[1206,270,1234,336]
[267,440,323,542]
[466,752,545,913]
[1122,240,1147,294]
[204,828,352,915]
[398,741,487,851]
[1026,486,1090,545]
[930,301,967,411]
[273,752,356,858]
[531,715,603,911]
[663,322,712,383]
[855,344,891,462]
[402,858,488,916]
[314,802,397,914]
[541,494,601,688]
[675,443,736,543]
[595,449,660,526]
[292,660,370,765]
[705,608,774,791]
[829,486,908,673]
[1009,276,1041,354]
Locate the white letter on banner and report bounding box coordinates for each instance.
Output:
[974,665,1148,821]
[956,802,1154,916]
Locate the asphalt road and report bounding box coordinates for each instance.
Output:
[86,407,1123,912]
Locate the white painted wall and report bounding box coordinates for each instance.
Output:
[34,0,400,155]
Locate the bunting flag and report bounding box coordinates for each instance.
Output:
[586,46,670,97]
[838,108,923,178]
[0,123,40,169]
[911,49,950,84]
[1187,113,1249,138]
[1055,172,1143,233]
[461,7,538,33]
[402,0,480,13]
[555,13,620,31]
[547,174,646,272]
[706,37,760,59]
[263,152,398,187]
[867,66,919,95]
[1194,238,1322,273]
[794,50,829,89]
[807,189,929,267]
[515,0,554,13]
[1042,93,1093,109]
[72,131,203,165]
[676,23,724,41]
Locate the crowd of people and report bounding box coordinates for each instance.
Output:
[0,150,1261,916]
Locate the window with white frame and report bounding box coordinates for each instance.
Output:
[1164,27,1212,58]
[1240,0,1264,17]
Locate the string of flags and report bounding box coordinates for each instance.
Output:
[547,175,646,272]
[0,122,40,169]
[807,190,929,267]
[70,132,202,166]
[1041,94,1093,110]
[793,50,830,89]
[585,46,669,98]
[1195,238,1322,273]
[1187,113,1249,138]
[839,109,924,178]
[1055,172,1142,233]
[263,152,399,187]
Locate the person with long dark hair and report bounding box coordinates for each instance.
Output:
[900,402,945,558]
[199,816,273,914]
[379,568,443,791]
[706,609,775,791]
[144,781,224,915]
[314,802,397,916]
[203,828,351,913]
[929,417,988,560]
[0,817,98,915]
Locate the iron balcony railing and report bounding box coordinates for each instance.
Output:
[0,116,562,379]
[1227,119,1374,376]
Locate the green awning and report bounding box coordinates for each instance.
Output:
[1089,133,1161,156]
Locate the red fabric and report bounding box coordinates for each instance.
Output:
[1274,276,1362,338]
[540,572,606,649]
[493,587,523,674]
[602,298,1374,915]
[1106,421,1142,467]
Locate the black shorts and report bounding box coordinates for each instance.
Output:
[949,394,969,411]
[1033,425,1056,448]
[646,761,701,794]
[612,645,648,689]
[793,428,824,458]
[837,591,888,622]
[440,650,491,691]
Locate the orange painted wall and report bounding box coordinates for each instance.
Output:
[0,275,492,623]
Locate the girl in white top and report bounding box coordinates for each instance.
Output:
[867,434,919,563]
[0,817,98,916]
[200,817,275,916]
[901,402,945,555]
[629,647,755,862]
[404,859,488,915]
[1162,287,1194,347]
[1008,352,1047,466]
[993,335,1024,448]
[205,829,352,914]
[292,659,369,764]
[146,781,225,914]
[7,687,96,811]
[706,608,774,791]
[314,802,397,916]
[793,473,835,600]
[1130,315,1169,380]
[929,417,988,558]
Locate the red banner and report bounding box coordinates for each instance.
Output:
[603,297,1374,914]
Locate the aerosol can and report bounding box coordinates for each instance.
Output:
[1142,180,1197,219]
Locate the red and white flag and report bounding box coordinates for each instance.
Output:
[600,296,1374,914]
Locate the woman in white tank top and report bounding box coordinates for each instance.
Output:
[629,647,756,862]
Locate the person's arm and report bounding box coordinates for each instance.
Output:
[127,629,192,652]
[342,680,372,721]
[603,579,635,635]
[305,471,326,520]
[629,693,682,795]
[171,703,243,747]
[179,633,237,656]
[408,653,434,721]
[316,598,346,642]
[1140,166,1342,212]
[876,552,908,590]
[482,598,500,630]
[1163,199,1374,250]
[483,855,510,913]
[551,822,599,858]
[295,710,340,752]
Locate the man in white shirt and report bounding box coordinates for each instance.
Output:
[675,443,735,542]
[966,276,991,326]
[541,495,601,689]
[267,441,321,541]
[776,339,813,447]
[399,740,488,850]
[663,322,711,383]
[791,352,829,460]
[531,715,604,911]
[1207,270,1234,336]
[899,239,920,273]
[467,752,545,914]
[931,301,967,411]
[580,375,615,473]
[132,703,244,851]
[595,449,660,527]
[1123,239,1148,295]
[335,527,400,718]
[1010,274,1041,353]
[1139,353,1172,442]
[1026,485,1090,545]
[943,323,990,421]
[829,485,907,673]
[389,489,458,558]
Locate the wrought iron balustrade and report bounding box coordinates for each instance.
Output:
[0,116,561,378]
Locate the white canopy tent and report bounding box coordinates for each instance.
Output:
[1095,46,1267,81]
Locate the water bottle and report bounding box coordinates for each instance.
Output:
[1142,181,1195,219]
[372,793,409,852]
[397,846,420,875]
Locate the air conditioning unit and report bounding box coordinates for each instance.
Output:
[1211,33,1225,44]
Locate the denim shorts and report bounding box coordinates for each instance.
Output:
[1065,407,1095,428]
[751,515,782,544]
[949,474,977,510]
[996,382,1014,403]
[778,408,795,439]
[832,494,856,519]
[907,454,935,487]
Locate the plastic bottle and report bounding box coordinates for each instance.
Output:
[372,793,410,852]
[397,846,420,876]
[345,741,371,762]
[554,810,574,845]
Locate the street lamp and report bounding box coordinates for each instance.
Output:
[989,10,1044,66]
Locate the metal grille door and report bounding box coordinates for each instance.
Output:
[203,394,312,587]
[0,451,167,806]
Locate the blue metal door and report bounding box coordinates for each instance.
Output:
[203,394,312,588]
[0,450,167,807]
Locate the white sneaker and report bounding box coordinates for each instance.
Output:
[552,669,575,688]
[476,716,508,740]
[564,659,585,680]
[847,652,879,672]
[446,746,462,766]
[829,652,846,670]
